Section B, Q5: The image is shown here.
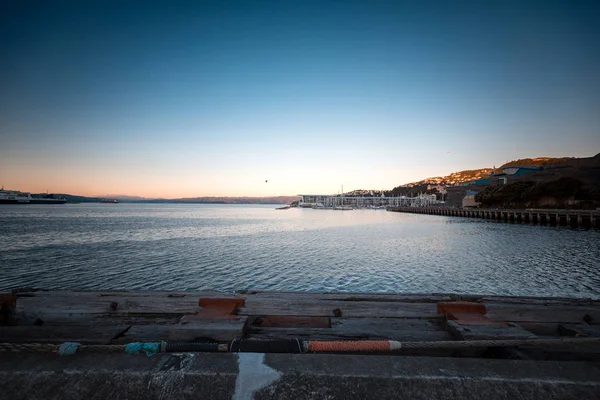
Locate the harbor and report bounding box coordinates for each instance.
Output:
[297,193,441,209]
[2,0,599,398]
[1,289,599,399]
[387,207,600,229]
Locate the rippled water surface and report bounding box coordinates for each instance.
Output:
[1,204,599,298]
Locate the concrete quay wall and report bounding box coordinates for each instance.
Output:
[2,353,599,400]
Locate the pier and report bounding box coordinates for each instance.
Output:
[387,207,600,228]
[1,290,599,399]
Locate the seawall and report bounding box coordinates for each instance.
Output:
[387,207,599,228]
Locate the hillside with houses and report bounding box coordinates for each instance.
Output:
[404,168,494,187]
[404,157,576,187]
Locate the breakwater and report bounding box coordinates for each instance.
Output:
[387,207,599,228]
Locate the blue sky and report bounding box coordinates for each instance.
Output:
[1,0,599,197]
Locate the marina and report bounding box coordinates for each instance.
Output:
[2,0,598,397]
[297,193,441,209]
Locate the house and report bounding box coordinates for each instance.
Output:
[460,177,491,186]
[490,165,543,185]
[426,184,446,192]
[462,190,480,208]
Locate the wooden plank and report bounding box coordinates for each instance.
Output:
[486,303,600,325]
[12,291,251,326]
[17,290,453,304]
[446,321,538,341]
[239,298,440,318]
[247,317,451,341]
[13,295,211,325]
[13,290,237,298]
[0,325,128,344]
[479,296,600,306]
[112,317,247,343]
[250,316,331,328]
[92,316,181,326]
[16,294,207,313]
[111,325,172,343]
[14,290,599,308]
[244,291,452,303]
[516,323,600,337]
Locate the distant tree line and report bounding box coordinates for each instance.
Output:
[474,177,600,209]
[388,184,428,197]
[380,185,443,200]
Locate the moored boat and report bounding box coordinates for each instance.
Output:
[0,188,66,204]
[333,206,354,210]
[0,188,30,204]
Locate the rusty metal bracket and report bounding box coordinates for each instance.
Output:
[0,294,17,325]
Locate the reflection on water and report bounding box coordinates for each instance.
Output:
[1,204,599,298]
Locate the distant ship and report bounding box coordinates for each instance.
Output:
[100,199,119,204]
[0,188,67,204]
[0,188,29,204]
[30,193,68,204]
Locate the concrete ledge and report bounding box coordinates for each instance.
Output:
[1,353,599,400]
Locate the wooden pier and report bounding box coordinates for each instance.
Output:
[2,290,600,399]
[387,207,599,228]
[1,290,599,361]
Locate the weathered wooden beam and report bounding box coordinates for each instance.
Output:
[239,299,440,318]
[247,317,451,342]
[0,325,129,344]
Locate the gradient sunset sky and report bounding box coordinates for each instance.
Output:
[1,1,599,198]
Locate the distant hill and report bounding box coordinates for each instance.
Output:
[405,168,494,187]
[102,195,155,201]
[164,196,299,204]
[34,194,101,203]
[33,194,299,204]
[404,157,579,187]
[500,157,574,168]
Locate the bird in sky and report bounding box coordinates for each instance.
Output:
[265,180,268,183]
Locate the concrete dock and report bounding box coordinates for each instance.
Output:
[387,207,600,228]
[1,290,600,399]
[2,352,600,400]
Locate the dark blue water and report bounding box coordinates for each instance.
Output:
[0,204,598,298]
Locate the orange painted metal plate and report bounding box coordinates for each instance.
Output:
[0,294,16,308]
[437,301,507,326]
[437,301,486,315]
[185,297,247,319]
[198,298,245,308]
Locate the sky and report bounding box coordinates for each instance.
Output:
[1,0,599,198]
